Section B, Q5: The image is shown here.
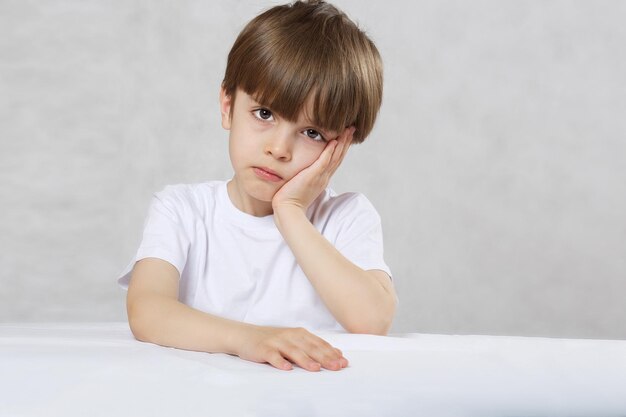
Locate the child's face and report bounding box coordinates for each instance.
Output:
[220,87,339,215]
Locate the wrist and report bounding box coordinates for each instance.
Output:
[272,202,307,229]
[224,320,258,356]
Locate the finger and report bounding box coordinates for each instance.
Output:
[328,127,354,173]
[329,129,349,164]
[281,345,322,372]
[340,126,355,145]
[331,347,349,368]
[328,140,344,171]
[295,140,336,185]
[315,139,339,173]
[267,351,293,371]
[287,332,343,371]
[290,331,346,371]
[340,127,355,157]
[339,127,355,160]
[314,341,343,357]
[318,356,344,371]
[304,343,346,371]
[340,357,349,368]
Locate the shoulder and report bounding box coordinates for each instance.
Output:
[155,181,221,200]
[152,181,224,218]
[310,188,381,223]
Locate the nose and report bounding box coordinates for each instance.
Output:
[264,129,292,162]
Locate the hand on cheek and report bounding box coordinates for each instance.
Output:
[272,126,355,213]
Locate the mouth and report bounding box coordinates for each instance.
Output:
[253,167,283,182]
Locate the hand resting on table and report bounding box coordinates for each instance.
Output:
[127,257,348,372]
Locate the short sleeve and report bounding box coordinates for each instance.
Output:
[116,185,191,290]
[332,194,393,281]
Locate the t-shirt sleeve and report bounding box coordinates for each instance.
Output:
[332,193,393,281]
[116,185,191,290]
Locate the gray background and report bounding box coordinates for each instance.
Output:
[2,0,625,339]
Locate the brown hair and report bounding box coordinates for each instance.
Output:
[221,0,383,143]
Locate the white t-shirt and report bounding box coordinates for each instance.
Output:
[117,180,393,331]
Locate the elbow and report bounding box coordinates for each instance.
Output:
[344,297,397,336]
[347,323,392,336]
[127,297,154,343]
[345,318,393,336]
[128,317,148,343]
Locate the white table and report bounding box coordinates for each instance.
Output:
[1,322,625,417]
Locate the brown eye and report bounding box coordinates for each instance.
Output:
[253,108,274,121]
[305,129,324,141]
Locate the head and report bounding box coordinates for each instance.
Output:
[219,0,383,215]
[221,0,383,144]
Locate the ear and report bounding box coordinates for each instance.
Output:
[219,86,232,130]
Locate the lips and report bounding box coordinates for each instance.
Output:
[253,167,283,182]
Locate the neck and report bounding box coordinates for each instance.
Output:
[227,178,274,217]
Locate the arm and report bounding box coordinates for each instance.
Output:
[272,127,397,335]
[274,206,397,335]
[126,257,244,354]
[126,257,348,371]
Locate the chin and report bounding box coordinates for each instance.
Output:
[245,182,277,203]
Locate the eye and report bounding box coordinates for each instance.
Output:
[253,108,274,121]
[304,128,326,142]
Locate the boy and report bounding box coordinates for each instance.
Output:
[117,0,397,372]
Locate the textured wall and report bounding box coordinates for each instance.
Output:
[2,1,625,338]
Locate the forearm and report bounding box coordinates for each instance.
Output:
[274,206,396,334]
[128,294,253,355]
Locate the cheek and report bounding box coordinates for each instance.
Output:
[294,142,325,168]
[228,123,256,155]
[228,131,250,168]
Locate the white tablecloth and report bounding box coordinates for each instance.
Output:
[1,322,625,417]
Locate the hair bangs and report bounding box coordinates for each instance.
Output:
[241,30,359,138]
[222,0,383,143]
